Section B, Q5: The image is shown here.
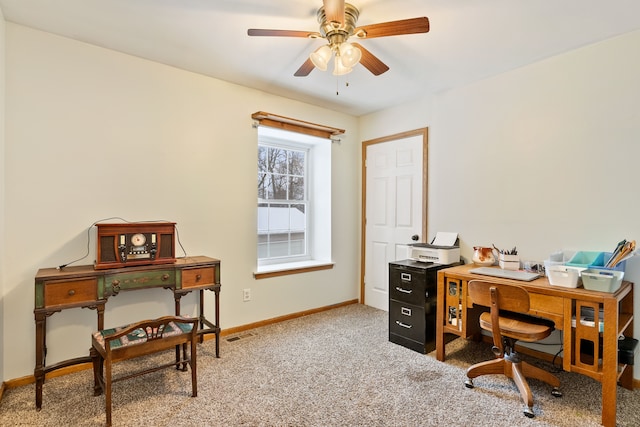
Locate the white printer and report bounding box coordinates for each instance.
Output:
[409,232,460,265]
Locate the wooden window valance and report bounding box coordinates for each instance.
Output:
[252,111,345,139]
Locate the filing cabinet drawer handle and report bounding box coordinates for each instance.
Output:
[401,307,412,316]
[396,320,412,329]
[401,273,411,281]
[395,286,412,294]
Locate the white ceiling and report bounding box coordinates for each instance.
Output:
[2,0,640,116]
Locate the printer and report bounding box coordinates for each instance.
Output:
[408,232,460,265]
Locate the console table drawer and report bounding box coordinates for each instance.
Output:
[181,267,215,289]
[105,270,175,294]
[44,278,98,308]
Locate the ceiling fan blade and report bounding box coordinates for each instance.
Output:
[248,29,321,38]
[354,17,429,39]
[294,58,316,77]
[352,43,389,76]
[323,0,345,25]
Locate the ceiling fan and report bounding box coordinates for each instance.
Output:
[247,0,429,77]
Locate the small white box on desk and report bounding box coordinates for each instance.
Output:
[498,253,520,271]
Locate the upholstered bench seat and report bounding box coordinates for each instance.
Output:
[91,316,198,426]
[92,320,193,350]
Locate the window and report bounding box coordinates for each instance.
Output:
[258,143,308,260]
[256,125,333,275]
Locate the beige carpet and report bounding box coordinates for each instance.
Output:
[1,304,638,426]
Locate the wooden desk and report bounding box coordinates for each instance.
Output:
[436,264,634,427]
[34,255,221,410]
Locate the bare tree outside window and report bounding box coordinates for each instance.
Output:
[258,145,307,260]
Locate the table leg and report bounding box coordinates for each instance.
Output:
[214,287,220,358]
[600,299,618,427]
[198,290,205,344]
[435,272,445,361]
[174,293,184,369]
[34,312,46,410]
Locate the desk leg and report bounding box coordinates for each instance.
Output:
[214,286,220,358]
[435,273,445,362]
[34,312,46,410]
[562,299,573,373]
[601,299,619,427]
[198,290,205,344]
[174,293,187,370]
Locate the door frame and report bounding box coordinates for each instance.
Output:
[360,128,429,305]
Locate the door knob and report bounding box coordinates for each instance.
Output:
[411,234,419,241]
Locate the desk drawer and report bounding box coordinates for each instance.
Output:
[44,278,98,308]
[530,293,564,327]
[105,270,175,294]
[181,267,215,289]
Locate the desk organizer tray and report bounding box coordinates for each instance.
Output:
[581,269,624,292]
[547,265,583,288]
[589,252,627,272]
[566,251,602,269]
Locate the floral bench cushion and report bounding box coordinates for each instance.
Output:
[93,320,193,350]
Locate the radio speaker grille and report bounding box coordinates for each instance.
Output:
[100,236,117,263]
[160,234,174,258]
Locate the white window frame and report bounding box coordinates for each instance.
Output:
[258,138,311,264]
[256,126,332,275]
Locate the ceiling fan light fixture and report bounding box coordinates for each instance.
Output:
[332,56,353,76]
[310,45,332,71]
[338,42,361,68]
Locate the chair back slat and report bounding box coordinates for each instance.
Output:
[468,280,530,313]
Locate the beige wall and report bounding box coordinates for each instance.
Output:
[3,23,360,380]
[3,18,640,382]
[361,29,640,378]
[0,7,5,384]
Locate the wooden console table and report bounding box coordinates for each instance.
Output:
[34,255,221,410]
[436,264,634,427]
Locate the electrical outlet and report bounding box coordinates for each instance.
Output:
[243,288,251,302]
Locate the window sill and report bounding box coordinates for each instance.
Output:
[254,261,334,280]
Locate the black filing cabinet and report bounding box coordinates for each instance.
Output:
[389,259,456,353]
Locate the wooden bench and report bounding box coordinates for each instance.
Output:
[91,316,198,426]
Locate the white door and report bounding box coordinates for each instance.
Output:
[363,131,426,311]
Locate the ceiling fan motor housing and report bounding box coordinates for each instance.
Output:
[317,3,360,44]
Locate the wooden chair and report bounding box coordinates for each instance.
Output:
[91,315,198,426]
[464,280,562,418]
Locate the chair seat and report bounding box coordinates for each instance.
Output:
[91,316,198,426]
[92,321,193,351]
[479,311,554,342]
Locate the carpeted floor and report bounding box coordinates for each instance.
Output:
[1,304,638,426]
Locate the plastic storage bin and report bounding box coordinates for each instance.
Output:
[589,252,626,272]
[547,265,582,288]
[543,259,564,277]
[581,269,624,292]
[566,251,603,269]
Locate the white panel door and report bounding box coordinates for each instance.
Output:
[364,134,424,311]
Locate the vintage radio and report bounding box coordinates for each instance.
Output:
[95,222,176,270]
